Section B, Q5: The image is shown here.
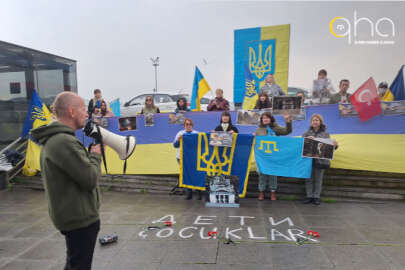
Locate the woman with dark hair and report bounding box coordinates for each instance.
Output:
[254,92,272,109]
[175,97,190,113]
[214,111,238,134]
[255,112,292,201]
[140,96,160,114]
[302,114,338,205]
[93,100,114,118]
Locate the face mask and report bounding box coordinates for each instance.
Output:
[378,88,386,95]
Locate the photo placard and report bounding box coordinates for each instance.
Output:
[209,132,233,147]
[272,96,302,115]
[302,137,335,160]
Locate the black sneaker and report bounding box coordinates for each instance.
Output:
[313,198,321,205]
[303,198,313,204]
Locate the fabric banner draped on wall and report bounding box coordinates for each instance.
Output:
[69,104,405,175]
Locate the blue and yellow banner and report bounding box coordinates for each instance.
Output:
[234,24,290,104]
[242,65,258,110]
[255,136,312,178]
[191,66,211,111]
[68,104,405,176]
[22,90,52,175]
[385,65,405,101]
[179,132,255,197]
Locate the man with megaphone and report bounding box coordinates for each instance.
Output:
[31,92,102,270]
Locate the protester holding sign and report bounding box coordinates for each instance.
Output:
[173,118,200,200]
[302,114,338,205]
[92,100,115,118]
[254,112,292,201]
[214,111,239,134]
[140,96,160,114]
[254,92,272,109]
[87,89,104,118]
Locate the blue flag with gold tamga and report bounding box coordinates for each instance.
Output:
[255,136,312,178]
[179,133,255,198]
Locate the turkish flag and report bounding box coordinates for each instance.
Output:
[350,77,382,122]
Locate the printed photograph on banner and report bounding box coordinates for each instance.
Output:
[145,113,155,127]
[118,117,137,131]
[272,96,302,115]
[93,117,109,129]
[209,132,233,147]
[237,109,273,125]
[292,108,306,121]
[237,110,261,125]
[339,103,358,117]
[168,113,186,124]
[381,101,405,115]
[205,175,239,208]
[302,137,335,160]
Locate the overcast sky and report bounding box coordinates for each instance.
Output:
[1,0,404,102]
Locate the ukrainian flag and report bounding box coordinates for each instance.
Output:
[385,65,405,101]
[22,90,52,174]
[190,66,211,111]
[234,24,290,104]
[242,65,258,110]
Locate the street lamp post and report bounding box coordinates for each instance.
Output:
[150,57,159,93]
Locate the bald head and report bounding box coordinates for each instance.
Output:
[53,92,83,119]
[53,92,88,130]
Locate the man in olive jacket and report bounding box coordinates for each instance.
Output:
[31,92,102,270]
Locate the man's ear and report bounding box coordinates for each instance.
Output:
[67,107,75,118]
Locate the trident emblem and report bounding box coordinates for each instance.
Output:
[249,43,272,79]
[31,106,47,121]
[197,133,237,176]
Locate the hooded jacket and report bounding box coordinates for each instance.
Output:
[31,121,101,232]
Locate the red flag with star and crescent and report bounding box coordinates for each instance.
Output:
[350,77,382,122]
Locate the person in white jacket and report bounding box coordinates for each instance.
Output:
[173,118,200,200]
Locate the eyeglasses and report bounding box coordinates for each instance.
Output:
[146,99,152,101]
[185,123,193,126]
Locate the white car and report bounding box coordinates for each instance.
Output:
[121,93,177,117]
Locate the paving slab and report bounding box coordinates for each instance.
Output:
[1,189,405,269]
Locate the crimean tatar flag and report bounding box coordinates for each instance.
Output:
[242,65,258,110]
[190,66,211,111]
[22,90,52,174]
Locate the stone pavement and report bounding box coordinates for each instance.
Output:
[1,189,405,270]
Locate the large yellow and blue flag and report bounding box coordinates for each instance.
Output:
[234,24,290,104]
[179,133,255,198]
[242,65,258,110]
[22,90,52,174]
[385,65,405,101]
[190,66,211,111]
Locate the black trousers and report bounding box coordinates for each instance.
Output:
[61,220,100,270]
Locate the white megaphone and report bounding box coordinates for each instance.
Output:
[84,121,136,160]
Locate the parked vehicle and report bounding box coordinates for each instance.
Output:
[121,93,177,116]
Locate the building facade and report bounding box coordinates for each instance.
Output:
[0,41,77,149]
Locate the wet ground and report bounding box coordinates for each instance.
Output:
[1,189,405,269]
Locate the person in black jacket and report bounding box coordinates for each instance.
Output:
[87,89,104,118]
[214,111,238,134]
[175,97,190,113]
[254,92,272,109]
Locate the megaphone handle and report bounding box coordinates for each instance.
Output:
[123,136,130,174]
